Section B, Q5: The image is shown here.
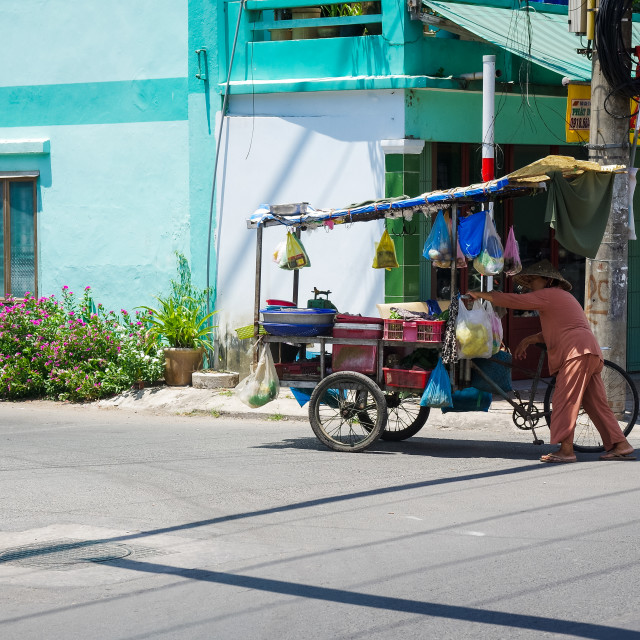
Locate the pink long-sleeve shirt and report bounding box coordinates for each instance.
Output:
[490,288,602,375]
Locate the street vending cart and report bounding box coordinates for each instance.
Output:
[244,156,637,452]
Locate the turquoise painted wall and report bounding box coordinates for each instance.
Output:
[188,0,221,294]
[0,2,191,314]
[405,89,567,144]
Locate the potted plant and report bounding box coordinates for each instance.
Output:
[138,253,218,387]
[291,5,322,39]
[139,295,218,386]
[318,4,342,38]
[270,8,292,41]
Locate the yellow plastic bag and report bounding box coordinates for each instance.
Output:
[280,232,310,270]
[372,229,399,270]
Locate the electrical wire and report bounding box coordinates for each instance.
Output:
[595,0,637,117]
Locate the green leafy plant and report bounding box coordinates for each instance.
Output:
[138,253,218,351]
[321,3,362,17]
[138,295,217,350]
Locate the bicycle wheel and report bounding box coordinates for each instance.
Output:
[544,359,639,453]
[359,392,430,441]
[308,372,387,452]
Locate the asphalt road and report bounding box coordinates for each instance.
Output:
[1,403,639,639]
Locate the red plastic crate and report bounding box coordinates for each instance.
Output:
[274,361,321,378]
[383,319,445,343]
[383,368,431,390]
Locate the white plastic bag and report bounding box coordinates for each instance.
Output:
[235,346,280,408]
[456,299,492,359]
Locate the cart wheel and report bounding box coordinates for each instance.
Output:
[359,392,429,441]
[544,359,639,453]
[308,372,387,452]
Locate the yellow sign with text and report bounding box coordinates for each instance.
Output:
[566,84,591,143]
[566,83,638,144]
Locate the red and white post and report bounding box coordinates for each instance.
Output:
[482,54,496,291]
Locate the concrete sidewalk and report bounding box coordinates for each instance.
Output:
[96,384,310,420]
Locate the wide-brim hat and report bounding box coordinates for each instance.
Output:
[512,259,572,291]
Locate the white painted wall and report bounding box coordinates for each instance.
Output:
[214,89,406,350]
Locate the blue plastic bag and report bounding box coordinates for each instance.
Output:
[422,211,452,263]
[426,299,442,316]
[420,357,453,408]
[457,211,486,259]
[441,387,492,413]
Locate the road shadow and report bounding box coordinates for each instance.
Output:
[254,434,554,461]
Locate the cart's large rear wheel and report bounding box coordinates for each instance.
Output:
[359,392,429,441]
[308,372,387,452]
[543,359,639,453]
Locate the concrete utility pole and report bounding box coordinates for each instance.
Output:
[585,6,632,368]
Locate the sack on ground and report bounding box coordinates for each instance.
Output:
[473,212,504,276]
[423,210,452,263]
[503,226,522,276]
[456,299,492,359]
[420,357,453,408]
[235,346,280,408]
[280,232,311,270]
[471,349,513,393]
[372,229,399,270]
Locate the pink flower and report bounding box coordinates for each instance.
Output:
[62,286,69,290]
[85,286,91,291]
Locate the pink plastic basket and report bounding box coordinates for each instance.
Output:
[383,319,445,343]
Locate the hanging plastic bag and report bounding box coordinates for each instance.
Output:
[486,300,503,355]
[473,212,504,276]
[437,214,467,269]
[372,229,399,270]
[235,346,280,408]
[503,226,522,276]
[457,211,486,259]
[456,298,492,359]
[420,357,453,408]
[279,231,311,270]
[456,235,467,268]
[423,210,452,263]
[273,239,287,267]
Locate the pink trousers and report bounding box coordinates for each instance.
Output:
[550,354,627,449]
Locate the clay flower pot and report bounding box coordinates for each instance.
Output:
[164,347,204,386]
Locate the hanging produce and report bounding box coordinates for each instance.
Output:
[503,226,522,276]
[473,211,504,276]
[422,210,452,265]
[456,298,493,359]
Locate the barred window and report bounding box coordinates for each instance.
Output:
[0,175,37,299]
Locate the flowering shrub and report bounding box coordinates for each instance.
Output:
[0,287,164,402]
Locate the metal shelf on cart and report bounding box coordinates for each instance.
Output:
[277,379,319,388]
[262,335,441,348]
